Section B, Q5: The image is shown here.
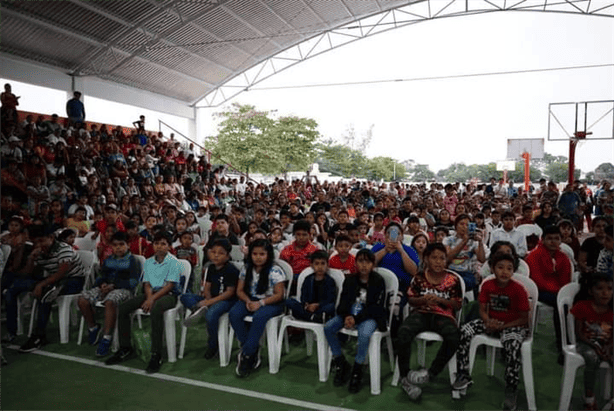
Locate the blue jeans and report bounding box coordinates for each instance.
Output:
[4,276,84,336]
[324,315,377,364]
[229,300,283,357]
[180,294,235,350]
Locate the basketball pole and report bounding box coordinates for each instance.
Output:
[522,152,530,193]
[570,102,590,185]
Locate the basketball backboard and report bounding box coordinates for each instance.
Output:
[548,100,614,141]
[507,138,544,159]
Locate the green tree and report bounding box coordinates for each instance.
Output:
[409,164,436,182]
[545,162,580,183]
[366,157,405,181]
[206,103,319,175]
[594,162,614,180]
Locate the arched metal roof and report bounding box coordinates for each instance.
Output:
[2,0,612,107]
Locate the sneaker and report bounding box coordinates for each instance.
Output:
[19,335,47,353]
[183,306,208,328]
[88,324,102,346]
[204,346,218,360]
[41,285,64,304]
[332,355,351,387]
[236,351,252,378]
[105,347,134,365]
[96,337,112,357]
[400,376,422,401]
[503,386,517,411]
[452,372,474,391]
[146,352,163,374]
[407,368,430,385]
[348,362,365,394]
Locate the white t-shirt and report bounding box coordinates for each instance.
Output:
[240,265,286,299]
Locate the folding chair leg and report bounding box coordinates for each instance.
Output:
[417,339,427,368]
[267,322,279,374]
[219,314,232,367]
[313,328,329,382]
[391,358,400,386]
[58,299,73,344]
[557,365,578,411]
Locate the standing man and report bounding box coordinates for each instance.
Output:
[66,91,85,127]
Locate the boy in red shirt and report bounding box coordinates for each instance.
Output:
[280,220,318,294]
[328,234,356,277]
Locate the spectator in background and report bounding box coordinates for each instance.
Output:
[1,83,20,133]
[66,91,85,127]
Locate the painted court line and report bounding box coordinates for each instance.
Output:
[8,346,357,411]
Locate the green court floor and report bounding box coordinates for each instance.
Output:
[0,314,604,410]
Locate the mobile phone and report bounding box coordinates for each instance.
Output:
[389,226,400,242]
[468,222,477,234]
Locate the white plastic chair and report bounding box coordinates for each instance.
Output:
[223,259,293,373]
[557,282,612,411]
[74,232,97,251]
[339,267,398,395]
[77,255,146,352]
[132,258,191,363]
[0,244,11,275]
[517,224,543,240]
[230,245,244,262]
[28,249,96,343]
[467,274,539,411]
[480,259,531,278]
[274,267,345,381]
[391,269,465,387]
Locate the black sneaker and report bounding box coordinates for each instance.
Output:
[19,335,47,353]
[332,355,351,387]
[236,351,252,378]
[204,346,218,360]
[503,386,517,411]
[105,347,134,365]
[348,362,365,394]
[146,352,163,374]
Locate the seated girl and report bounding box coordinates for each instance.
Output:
[453,252,530,411]
[229,239,286,377]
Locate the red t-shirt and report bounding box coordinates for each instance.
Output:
[479,278,530,324]
[570,300,613,347]
[280,241,318,275]
[95,218,126,233]
[328,254,356,276]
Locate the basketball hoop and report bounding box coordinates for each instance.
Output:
[573,131,592,140]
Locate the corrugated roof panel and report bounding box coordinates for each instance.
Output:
[227,0,290,36]
[1,16,97,71]
[268,0,328,32]
[344,1,382,16]
[141,9,182,35]
[91,0,158,24]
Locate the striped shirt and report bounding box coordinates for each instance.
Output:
[36,240,85,278]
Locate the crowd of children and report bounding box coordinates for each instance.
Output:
[1,92,613,409]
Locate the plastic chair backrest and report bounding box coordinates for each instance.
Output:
[177,259,192,294]
[295,267,345,308]
[274,258,294,299]
[445,269,466,324]
[481,274,539,334]
[374,267,399,331]
[517,224,543,238]
[0,244,11,274]
[557,282,581,347]
[479,259,531,278]
[76,249,96,288]
[230,245,244,262]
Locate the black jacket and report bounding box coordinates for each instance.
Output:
[337,271,388,331]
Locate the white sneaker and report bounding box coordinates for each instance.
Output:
[400,377,422,400]
[183,306,208,328]
[408,368,430,385]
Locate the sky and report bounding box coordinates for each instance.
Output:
[197,9,614,174]
[4,7,613,176]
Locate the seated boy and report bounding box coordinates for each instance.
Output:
[77,231,141,357]
[126,221,153,258]
[105,231,182,373]
[526,225,572,362]
[489,211,527,258]
[595,225,613,280]
[397,243,462,401]
[286,250,337,323]
[172,231,198,290]
[453,252,530,411]
[14,224,86,352]
[328,234,357,277]
[280,219,319,289]
[325,249,387,394]
[181,239,239,359]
